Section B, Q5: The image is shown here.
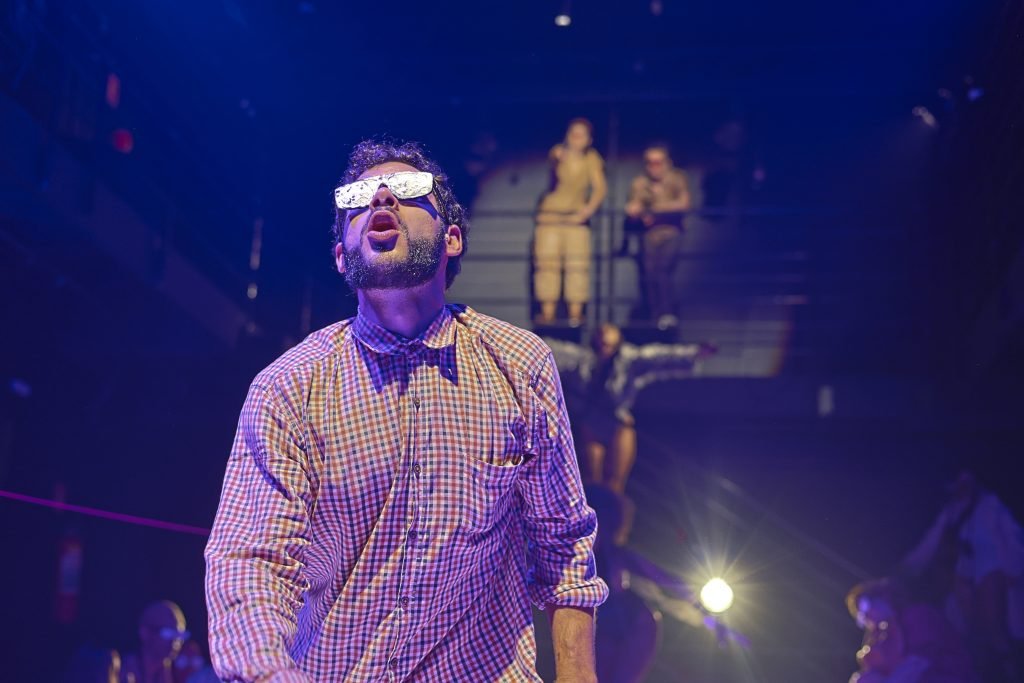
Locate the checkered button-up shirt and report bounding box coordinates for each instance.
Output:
[205,304,608,682]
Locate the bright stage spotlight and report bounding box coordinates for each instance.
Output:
[700,577,735,613]
[554,13,571,26]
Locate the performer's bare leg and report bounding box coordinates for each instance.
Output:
[538,302,557,324]
[567,302,584,326]
[583,439,605,486]
[614,496,636,547]
[605,422,637,495]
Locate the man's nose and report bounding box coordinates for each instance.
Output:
[369,184,399,210]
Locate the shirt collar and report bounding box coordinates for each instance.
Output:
[352,305,456,355]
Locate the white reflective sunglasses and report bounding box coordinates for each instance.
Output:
[334,171,435,210]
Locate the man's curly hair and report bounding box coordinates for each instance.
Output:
[332,139,469,289]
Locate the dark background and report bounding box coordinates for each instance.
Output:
[1,0,1022,681]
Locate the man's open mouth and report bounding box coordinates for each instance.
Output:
[366,210,401,249]
[368,210,399,231]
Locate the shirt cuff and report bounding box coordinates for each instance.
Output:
[532,577,609,610]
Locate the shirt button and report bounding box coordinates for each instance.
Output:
[412,463,421,476]
[411,394,420,408]
[408,530,418,541]
[400,596,410,608]
[389,658,399,670]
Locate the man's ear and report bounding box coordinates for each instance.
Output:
[444,225,463,257]
[333,242,346,275]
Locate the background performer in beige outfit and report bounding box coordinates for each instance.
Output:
[534,118,607,326]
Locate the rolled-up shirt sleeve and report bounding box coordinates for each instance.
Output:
[518,352,609,609]
[204,382,316,683]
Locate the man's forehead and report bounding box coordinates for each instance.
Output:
[358,161,420,180]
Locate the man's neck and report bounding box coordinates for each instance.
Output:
[356,283,446,339]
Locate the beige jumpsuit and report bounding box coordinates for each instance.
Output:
[534,146,605,306]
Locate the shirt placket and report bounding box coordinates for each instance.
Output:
[385,345,427,682]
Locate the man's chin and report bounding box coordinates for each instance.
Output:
[342,231,445,291]
[344,260,440,292]
[367,245,403,258]
[357,238,410,261]
[348,274,438,292]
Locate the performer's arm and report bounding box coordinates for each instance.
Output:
[624,177,647,218]
[899,507,949,576]
[627,341,713,382]
[574,151,608,223]
[519,352,607,681]
[205,383,315,683]
[653,172,692,213]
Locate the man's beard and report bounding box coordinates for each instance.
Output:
[343,221,446,291]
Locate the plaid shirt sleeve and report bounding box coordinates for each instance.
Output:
[519,352,609,609]
[204,382,317,683]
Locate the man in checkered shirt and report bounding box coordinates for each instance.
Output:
[205,139,608,682]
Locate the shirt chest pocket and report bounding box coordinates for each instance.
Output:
[458,449,522,536]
